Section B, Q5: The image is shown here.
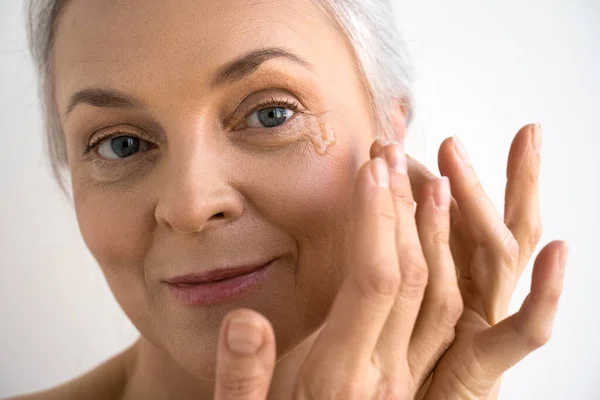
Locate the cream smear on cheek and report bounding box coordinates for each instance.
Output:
[248,109,338,156]
[297,114,337,155]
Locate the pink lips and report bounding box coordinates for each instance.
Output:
[166,259,276,305]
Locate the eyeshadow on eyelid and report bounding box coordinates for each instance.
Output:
[233,67,323,106]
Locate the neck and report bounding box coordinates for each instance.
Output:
[122,330,320,399]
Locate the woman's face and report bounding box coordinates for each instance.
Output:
[53,0,378,377]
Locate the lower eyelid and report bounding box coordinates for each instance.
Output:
[240,112,306,138]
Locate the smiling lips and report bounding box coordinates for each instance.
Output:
[166,259,276,305]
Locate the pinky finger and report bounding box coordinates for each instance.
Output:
[473,240,568,377]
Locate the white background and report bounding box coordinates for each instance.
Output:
[1,0,598,398]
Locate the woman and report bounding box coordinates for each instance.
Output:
[15,0,568,398]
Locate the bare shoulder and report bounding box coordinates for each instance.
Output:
[6,344,136,400]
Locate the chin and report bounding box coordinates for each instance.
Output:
[116,256,339,379]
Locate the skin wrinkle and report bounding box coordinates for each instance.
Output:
[51,0,378,398]
[66,66,327,165]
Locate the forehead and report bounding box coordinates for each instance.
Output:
[53,0,348,112]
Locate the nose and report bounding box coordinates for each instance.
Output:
[155,148,243,234]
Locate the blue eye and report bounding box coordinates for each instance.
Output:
[97,136,148,159]
[246,107,294,128]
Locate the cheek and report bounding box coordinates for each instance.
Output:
[72,176,154,283]
[72,182,166,351]
[229,134,363,325]
[72,175,158,336]
[231,139,357,242]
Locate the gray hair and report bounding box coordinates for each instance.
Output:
[25,0,414,196]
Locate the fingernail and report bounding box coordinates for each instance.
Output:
[434,177,451,209]
[532,123,542,155]
[227,317,263,356]
[385,141,407,174]
[371,139,383,158]
[452,136,470,164]
[372,157,390,188]
[376,137,391,147]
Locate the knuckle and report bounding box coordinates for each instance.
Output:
[391,186,415,210]
[526,326,553,349]
[512,219,543,253]
[357,258,401,299]
[539,288,562,307]
[512,311,554,349]
[523,171,540,187]
[547,289,562,306]
[400,257,429,293]
[218,368,264,397]
[435,291,464,325]
[529,223,543,248]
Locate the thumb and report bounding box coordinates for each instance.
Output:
[214,308,276,400]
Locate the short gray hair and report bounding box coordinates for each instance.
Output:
[26,0,414,196]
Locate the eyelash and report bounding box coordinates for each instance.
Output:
[83,97,300,156]
[84,130,126,155]
[252,97,299,114]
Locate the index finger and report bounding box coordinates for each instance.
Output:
[303,157,399,370]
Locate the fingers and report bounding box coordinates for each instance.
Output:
[406,155,462,221]
[504,123,543,277]
[370,140,460,216]
[438,136,518,266]
[438,136,518,323]
[473,240,568,377]
[405,155,469,275]
[375,142,429,367]
[215,309,275,400]
[408,177,464,383]
[369,141,462,386]
[373,141,470,275]
[305,156,399,369]
[371,140,463,223]
[369,138,385,159]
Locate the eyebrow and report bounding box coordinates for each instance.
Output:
[65,88,143,118]
[211,47,314,87]
[65,47,313,118]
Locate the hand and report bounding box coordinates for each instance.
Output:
[212,140,463,399]
[404,124,568,399]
